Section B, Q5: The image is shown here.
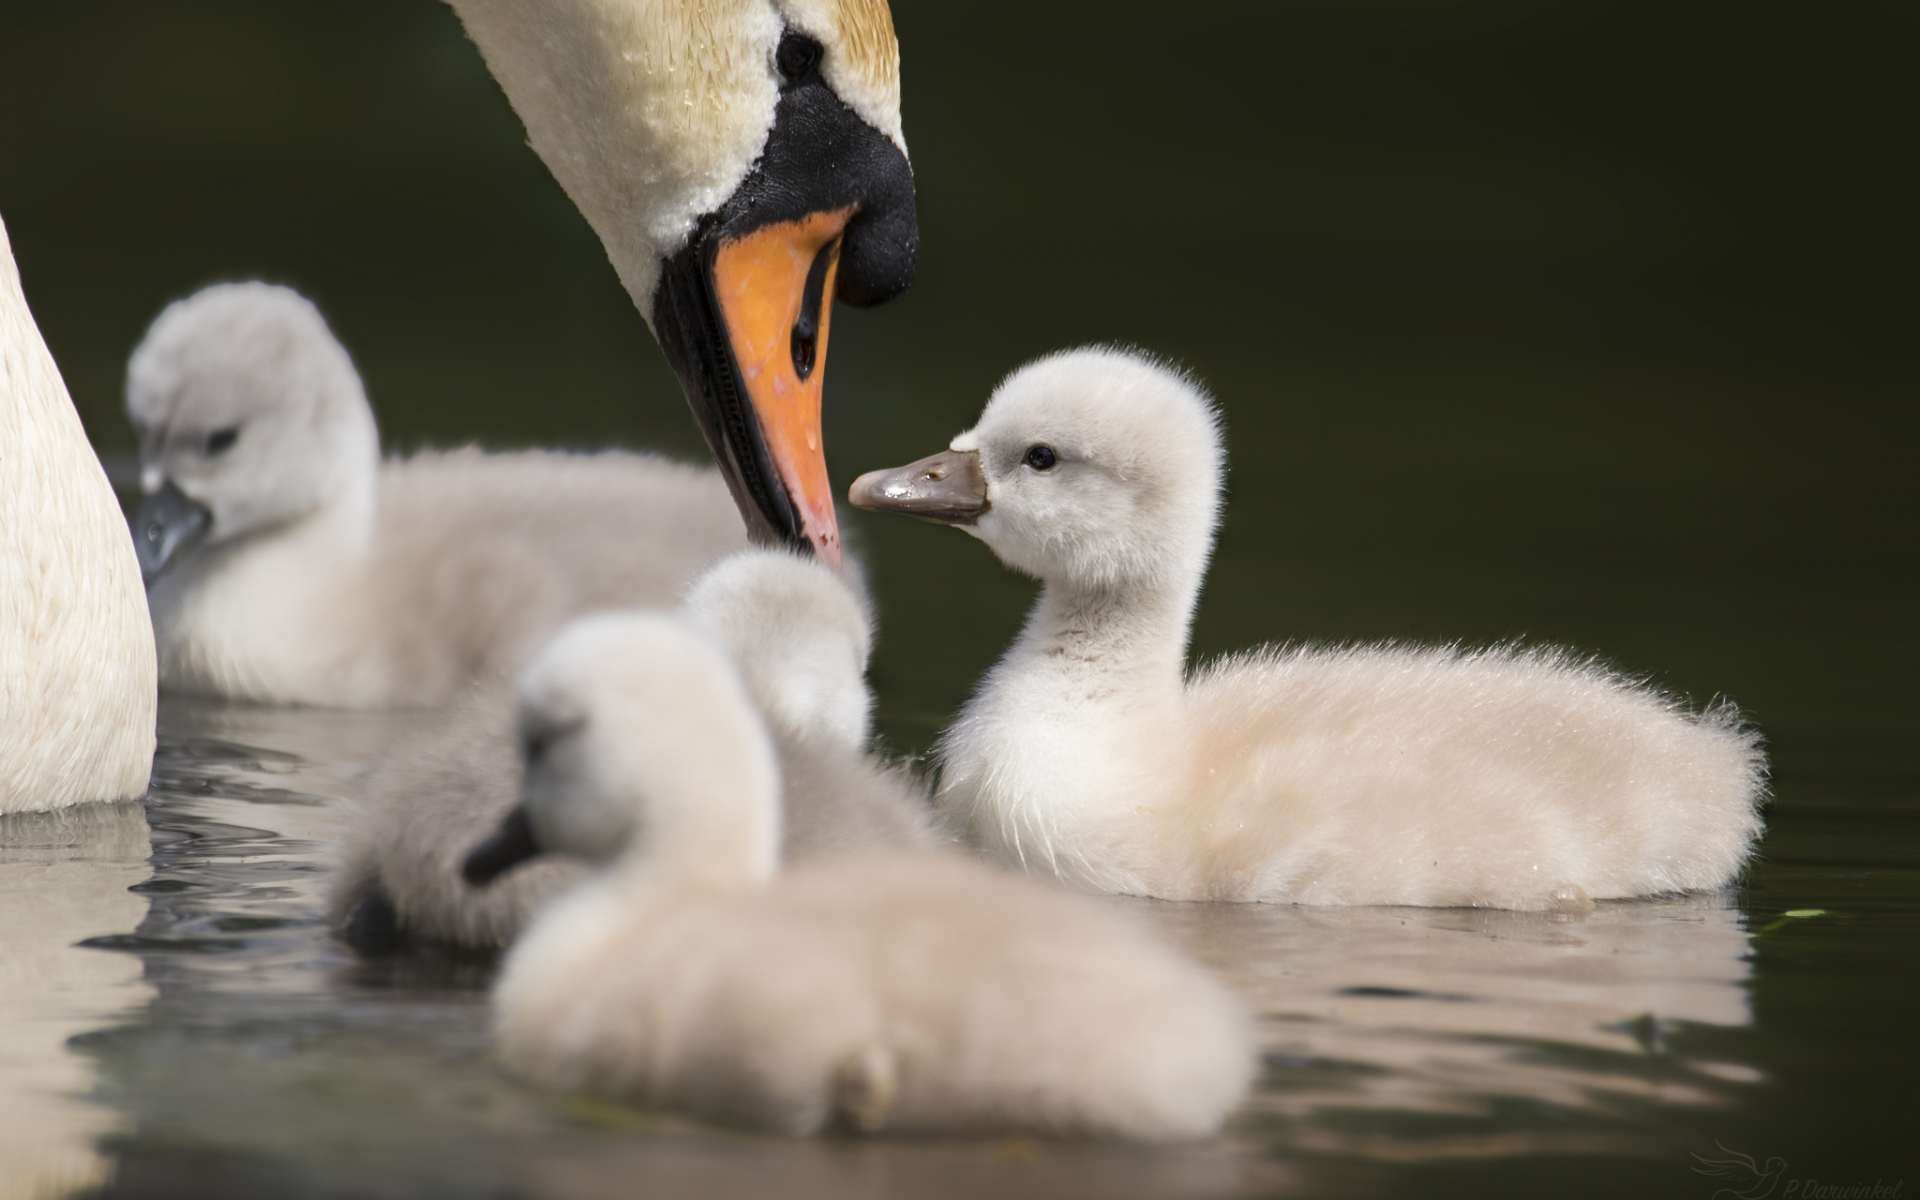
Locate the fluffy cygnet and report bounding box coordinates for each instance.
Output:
[330,549,941,954]
[127,282,748,706]
[468,613,1251,1139]
[849,347,1767,910]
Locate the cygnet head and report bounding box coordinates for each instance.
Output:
[126,283,378,577]
[850,348,1224,593]
[464,613,782,890]
[682,549,875,751]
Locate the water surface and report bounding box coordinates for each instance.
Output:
[0,0,1913,1194]
[15,700,1899,1198]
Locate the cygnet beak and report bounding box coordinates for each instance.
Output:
[462,805,541,887]
[132,480,211,583]
[847,449,988,526]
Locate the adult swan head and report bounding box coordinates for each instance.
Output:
[445,0,918,566]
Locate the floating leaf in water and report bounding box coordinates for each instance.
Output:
[1754,908,1830,934]
[558,1096,680,1133]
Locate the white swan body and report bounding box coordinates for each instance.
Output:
[1,214,155,811]
[851,348,1766,910]
[484,612,1251,1138]
[129,283,747,707]
[331,548,939,952]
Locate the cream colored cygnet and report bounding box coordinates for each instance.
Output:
[467,612,1251,1138]
[849,347,1766,910]
[2,213,155,812]
[330,549,941,954]
[127,282,747,707]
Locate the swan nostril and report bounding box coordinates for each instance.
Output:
[790,235,839,382]
[790,326,816,379]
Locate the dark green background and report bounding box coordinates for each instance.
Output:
[3,1,1914,1193]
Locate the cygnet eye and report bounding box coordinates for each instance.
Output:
[205,426,240,456]
[522,734,550,768]
[1023,445,1058,472]
[776,32,823,81]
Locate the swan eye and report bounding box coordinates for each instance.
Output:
[205,426,240,456]
[1023,445,1058,472]
[776,32,823,81]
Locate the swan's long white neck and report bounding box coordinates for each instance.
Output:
[445,0,783,315]
[446,0,906,320]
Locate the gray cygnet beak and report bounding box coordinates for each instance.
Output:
[462,806,541,887]
[132,480,211,583]
[847,449,988,526]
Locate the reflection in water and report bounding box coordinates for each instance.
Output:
[0,800,153,1200]
[76,707,1774,1197]
[1141,895,1756,1160]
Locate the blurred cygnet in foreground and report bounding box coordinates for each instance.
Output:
[127,282,747,706]
[330,549,942,955]
[851,347,1766,910]
[464,612,1251,1139]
